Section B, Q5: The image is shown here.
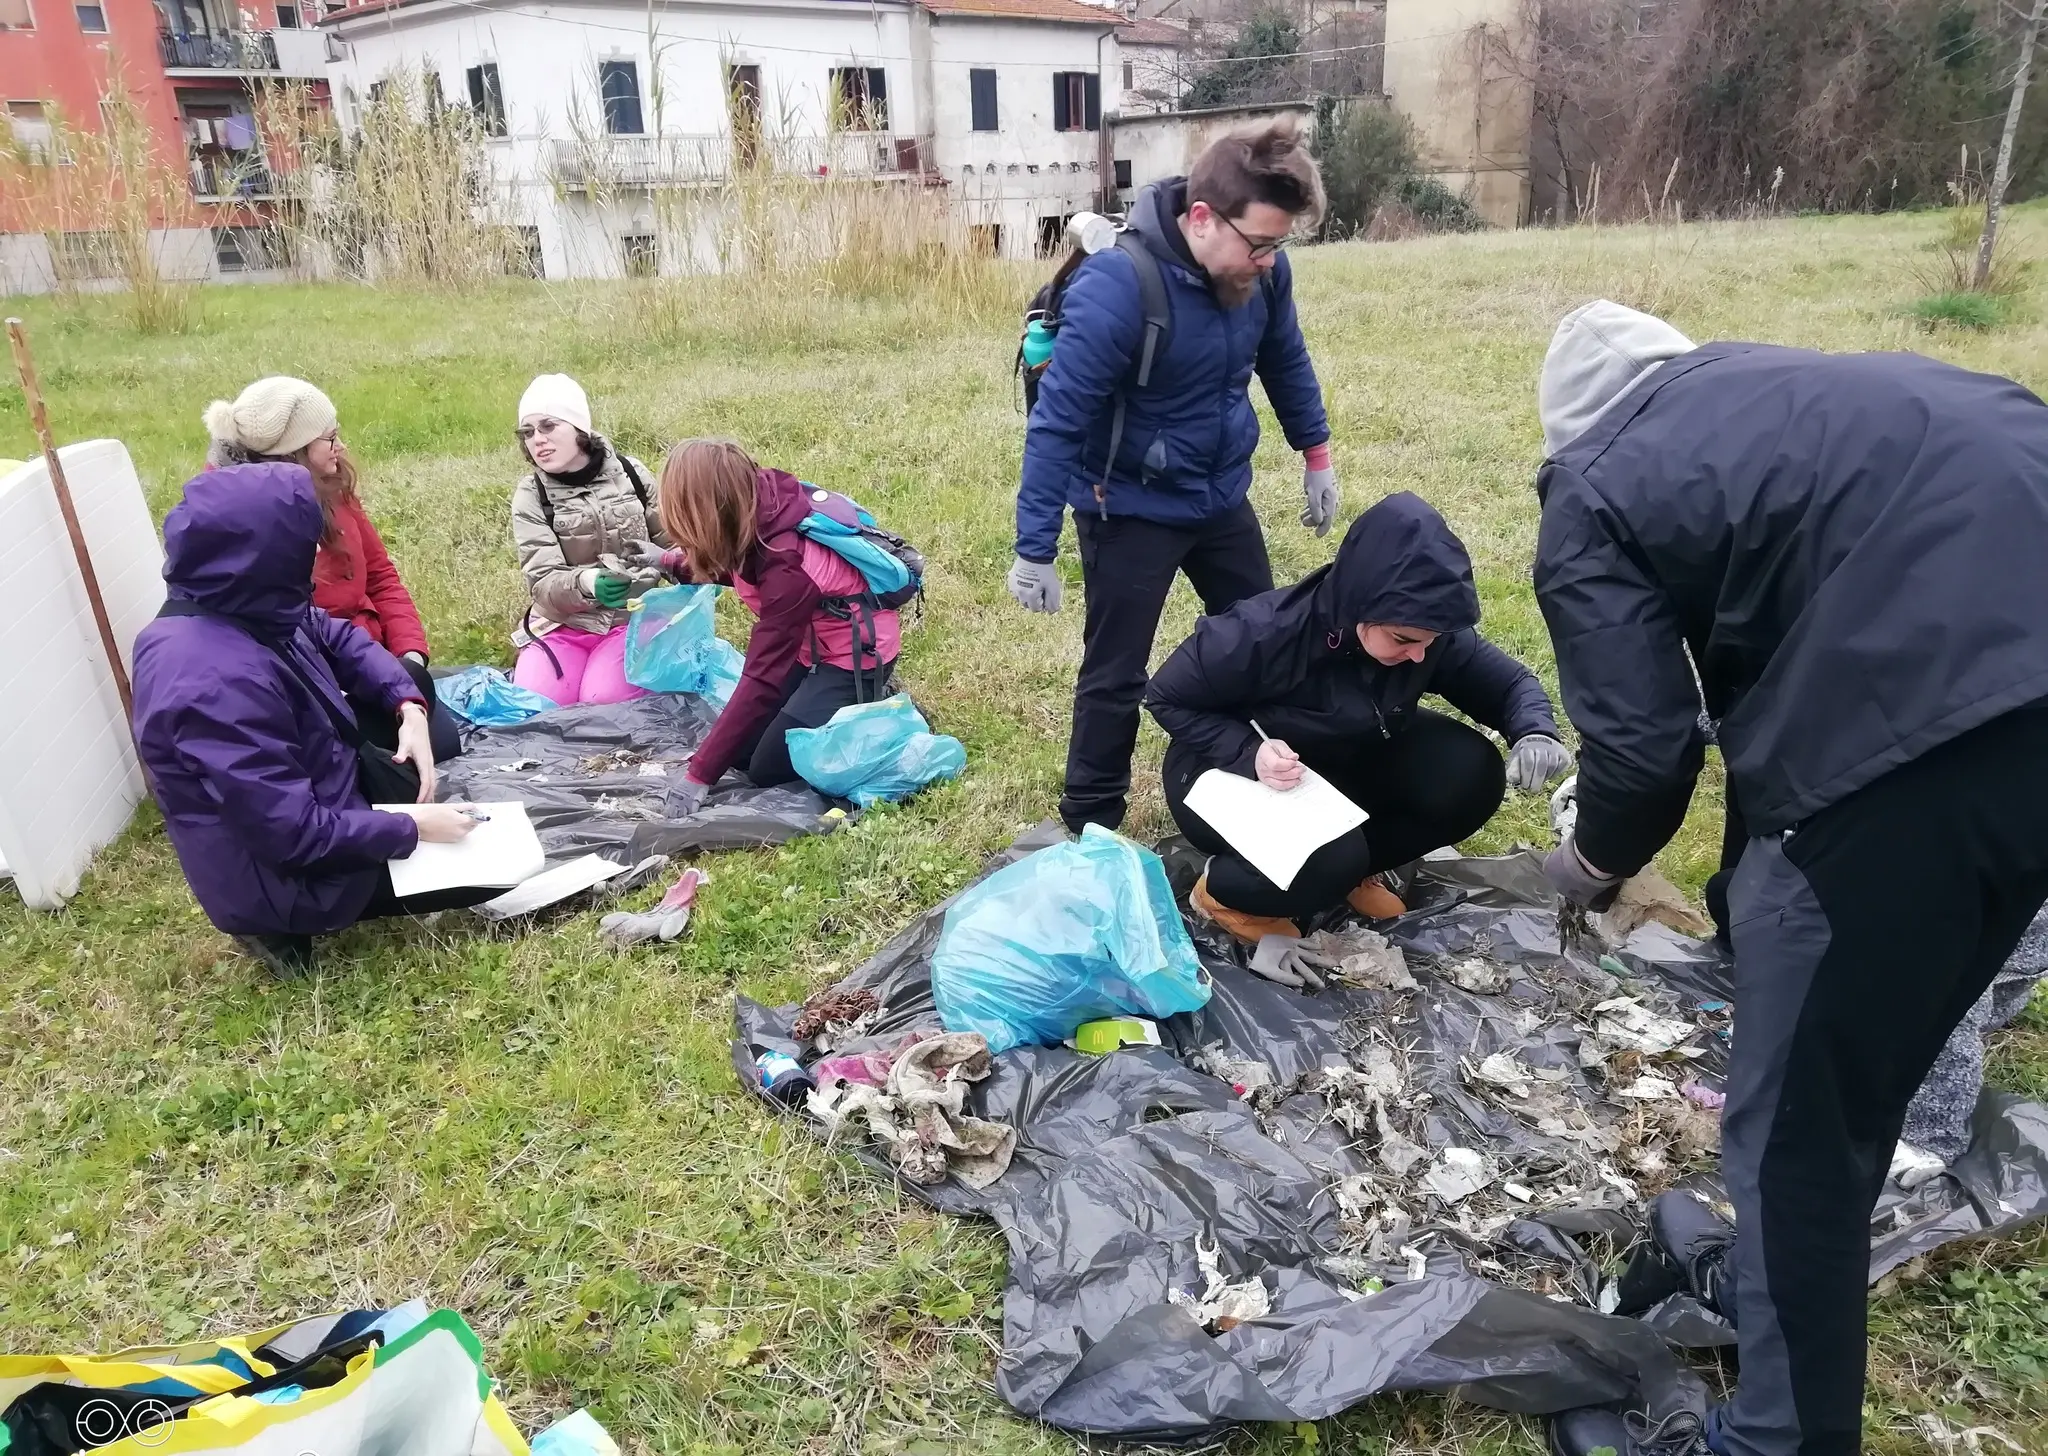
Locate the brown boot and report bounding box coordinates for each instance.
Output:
[1191,874,1301,944]
[1347,875,1407,921]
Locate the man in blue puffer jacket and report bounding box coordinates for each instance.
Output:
[1008,118,1336,833]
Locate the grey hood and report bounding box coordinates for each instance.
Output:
[1539,300,1696,457]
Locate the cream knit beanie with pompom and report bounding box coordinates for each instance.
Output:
[201,377,338,458]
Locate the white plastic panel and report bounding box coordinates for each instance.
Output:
[0,442,164,909]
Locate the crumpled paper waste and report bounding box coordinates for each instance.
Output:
[1168,1234,1271,1331]
[1297,926,1416,991]
[808,1032,1017,1188]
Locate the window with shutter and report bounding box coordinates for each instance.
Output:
[829,66,889,130]
[1052,72,1095,132]
[598,60,642,135]
[970,67,997,131]
[467,62,505,137]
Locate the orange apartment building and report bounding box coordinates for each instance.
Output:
[1,0,332,290]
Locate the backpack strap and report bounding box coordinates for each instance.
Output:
[617,453,651,510]
[1092,232,1172,521]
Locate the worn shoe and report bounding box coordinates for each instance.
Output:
[1549,1406,1717,1456]
[1649,1189,1737,1319]
[1346,874,1407,920]
[232,933,316,979]
[1190,874,1301,944]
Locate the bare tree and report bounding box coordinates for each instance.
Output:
[1976,0,2048,288]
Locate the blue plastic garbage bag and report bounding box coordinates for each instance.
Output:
[625,584,742,706]
[785,693,966,808]
[437,665,554,726]
[931,825,1211,1053]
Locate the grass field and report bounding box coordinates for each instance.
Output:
[5,205,2048,1455]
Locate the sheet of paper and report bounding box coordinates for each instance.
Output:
[1182,767,1368,891]
[475,853,630,921]
[378,800,546,897]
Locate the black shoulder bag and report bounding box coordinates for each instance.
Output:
[156,602,423,805]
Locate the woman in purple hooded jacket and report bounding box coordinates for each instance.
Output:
[131,463,484,978]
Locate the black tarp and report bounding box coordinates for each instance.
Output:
[437,695,843,863]
[733,832,2048,1442]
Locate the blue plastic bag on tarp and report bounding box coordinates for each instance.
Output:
[930,825,1210,1053]
[625,584,742,706]
[436,665,554,726]
[785,693,965,808]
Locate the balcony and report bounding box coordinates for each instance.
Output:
[550,133,924,191]
[159,27,334,78]
[187,151,290,201]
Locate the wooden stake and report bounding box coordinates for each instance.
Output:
[7,317,136,724]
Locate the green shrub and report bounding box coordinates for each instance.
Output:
[1316,105,1421,238]
[1394,176,1487,234]
[1910,290,2008,329]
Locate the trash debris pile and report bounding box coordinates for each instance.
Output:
[440,695,843,864]
[736,831,2048,1442]
[808,1031,1018,1189]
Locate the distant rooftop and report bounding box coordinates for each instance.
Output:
[324,0,1123,25]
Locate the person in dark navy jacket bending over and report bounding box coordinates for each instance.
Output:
[1145,492,1570,943]
[1008,117,1338,834]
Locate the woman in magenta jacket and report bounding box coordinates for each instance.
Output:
[638,438,901,812]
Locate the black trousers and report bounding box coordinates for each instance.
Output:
[1062,501,1274,831]
[351,656,464,764]
[1162,707,1506,918]
[358,868,501,920]
[1716,701,2048,1456]
[734,658,897,787]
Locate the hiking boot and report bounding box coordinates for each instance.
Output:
[1191,874,1301,945]
[1650,1188,1737,1320]
[1346,874,1407,921]
[1549,1406,1717,1456]
[232,933,316,979]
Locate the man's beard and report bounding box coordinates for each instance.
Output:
[1211,272,1258,308]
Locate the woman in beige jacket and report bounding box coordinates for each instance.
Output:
[509,374,667,705]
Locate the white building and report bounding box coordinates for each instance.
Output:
[1116,13,1186,114]
[320,0,1127,273]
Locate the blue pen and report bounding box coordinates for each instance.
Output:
[457,808,491,823]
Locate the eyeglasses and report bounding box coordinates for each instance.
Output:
[313,429,342,448]
[1216,211,1289,261]
[516,418,568,440]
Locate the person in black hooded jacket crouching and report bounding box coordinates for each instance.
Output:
[1144,492,1570,943]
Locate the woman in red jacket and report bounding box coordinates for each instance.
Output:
[204,376,461,760]
[642,438,900,812]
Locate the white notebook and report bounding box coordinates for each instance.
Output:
[377,801,546,897]
[1182,767,1368,891]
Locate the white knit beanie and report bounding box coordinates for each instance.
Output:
[201,376,338,458]
[517,374,592,434]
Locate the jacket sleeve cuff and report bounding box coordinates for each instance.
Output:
[1016,550,1056,565]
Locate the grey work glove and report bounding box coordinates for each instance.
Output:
[1250,934,1330,992]
[599,904,694,947]
[670,777,710,818]
[1301,465,1338,538]
[1007,556,1062,614]
[1506,734,1575,792]
[1544,836,1622,913]
[400,650,428,667]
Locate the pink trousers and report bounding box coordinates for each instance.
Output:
[512,624,647,706]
